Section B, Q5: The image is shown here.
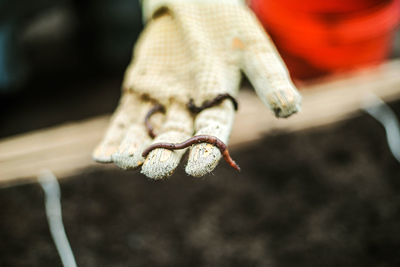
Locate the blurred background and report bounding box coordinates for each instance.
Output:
[0,0,143,137]
[1,0,400,266]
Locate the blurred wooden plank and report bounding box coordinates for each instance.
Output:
[1,60,400,186]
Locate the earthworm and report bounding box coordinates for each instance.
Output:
[144,103,165,138]
[142,135,240,172]
[187,93,238,114]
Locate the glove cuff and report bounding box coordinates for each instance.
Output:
[141,0,246,22]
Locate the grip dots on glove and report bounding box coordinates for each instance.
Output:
[142,135,240,172]
[187,93,238,114]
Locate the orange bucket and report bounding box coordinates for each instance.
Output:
[250,0,400,79]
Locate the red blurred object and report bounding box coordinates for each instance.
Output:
[250,0,400,79]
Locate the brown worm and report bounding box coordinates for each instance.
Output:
[142,135,240,172]
[144,103,165,138]
[187,93,238,114]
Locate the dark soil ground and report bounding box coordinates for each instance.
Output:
[1,78,400,266]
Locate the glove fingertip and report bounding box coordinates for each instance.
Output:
[92,144,117,163]
[141,148,182,179]
[112,152,144,170]
[185,144,221,177]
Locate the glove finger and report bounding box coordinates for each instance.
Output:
[112,124,152,170]
[186,100,235,177]
[112,98,164,169]
[92,93,147,162]
[239,18,301,118]
[141,102,193,179]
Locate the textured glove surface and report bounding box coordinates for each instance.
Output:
[93,0,302,179]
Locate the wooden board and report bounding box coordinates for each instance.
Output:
[1,60,400,186]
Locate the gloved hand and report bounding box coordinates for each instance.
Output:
[92,0,302,179]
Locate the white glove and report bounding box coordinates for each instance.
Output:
[93,0,301,179]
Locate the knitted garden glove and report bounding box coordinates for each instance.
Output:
[92,0,301,179]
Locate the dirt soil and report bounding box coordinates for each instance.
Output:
[1,98,400,266]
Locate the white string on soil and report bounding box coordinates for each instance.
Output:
[38,170,77,267]
[363,93,400,163]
